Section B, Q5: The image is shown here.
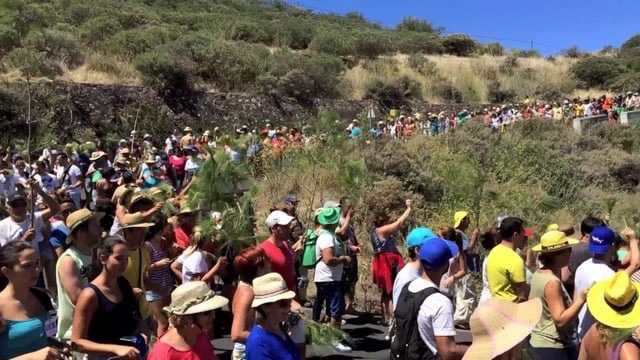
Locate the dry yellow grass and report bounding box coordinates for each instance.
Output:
[59,53,142,86]
[342,54,602,104]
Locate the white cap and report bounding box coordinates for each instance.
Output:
[265,210,294,228]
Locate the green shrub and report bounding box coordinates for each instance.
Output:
[2,47,56,77]
[80,16,123,43]
[225,20,273,44]
[352,30,389,59]
[572,57,628,88]
[407,54,439,77]
[0,24,19,56]
[308,29,355,56]
[365,76,422,108]
[482,42,505,56]
[393,32,443,54]
[42,29,84,68]
[274,20,314,50]
[107,26,180,60]
[396,17,440,34]
[433,81,463,103]
[441,34,477,57]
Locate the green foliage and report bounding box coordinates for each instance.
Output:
[572,57,628,88]
[396,17,441,34]
[441,34,477,57]
[365,76,423,108]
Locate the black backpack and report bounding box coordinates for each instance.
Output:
[390,283,442,360]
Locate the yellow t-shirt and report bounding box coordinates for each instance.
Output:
[486,244,526,302]
[124,247,152,319]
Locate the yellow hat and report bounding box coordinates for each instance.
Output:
[547,223,559,232]
[587,271,640,329]
[454,211,469,228]
[531,230,579,252]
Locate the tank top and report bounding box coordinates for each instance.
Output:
[370,228,399,255]
[85,277,139,345]
[232,281,252,360]
[0,314,49,359]
[145,241,173,289]
[529,271,575,349]
[55,246,93,340]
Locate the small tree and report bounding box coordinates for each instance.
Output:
[441,34,477,57]
[572,57,628,88]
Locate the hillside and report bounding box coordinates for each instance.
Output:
[0,0,639,105]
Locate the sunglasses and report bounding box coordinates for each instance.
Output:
[276,299,291,308]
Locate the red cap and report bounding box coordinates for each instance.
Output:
[524,229,535,237]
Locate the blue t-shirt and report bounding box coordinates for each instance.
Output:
[246,324,301,360]
[350,127,362,139]
[0,313,49,359]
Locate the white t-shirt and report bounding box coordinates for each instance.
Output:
[0,212,45,254]
[0,173,18,197]
[479,257,491,303]
[314,231,344,283]
[34,172,59,194]
[57,164,82,195]
[575,258,615,339]
[409,277,456,355]
[178,250,208,283]
[392,262,421,311]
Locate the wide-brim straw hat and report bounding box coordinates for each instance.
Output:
[463,297,542,359]
[531,230,579,252]
[163,281,228,315]
[89,151,107,162]
[587,271,640,329]
[119,212,154,230]
[251,273,296,308]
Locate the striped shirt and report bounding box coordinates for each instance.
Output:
[145,241,173,288]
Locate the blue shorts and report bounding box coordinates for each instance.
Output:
[316,281,344,318]
[145,291,166,302]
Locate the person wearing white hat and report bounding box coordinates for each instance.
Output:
[245,272,301,360]
[147,281,229,360]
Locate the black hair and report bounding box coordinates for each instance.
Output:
[0,242,34,290]
[581,216,604,236]
[408,246,419,260]
[499,217,524,240]
[97,236,127,263]
[480,229,500,251]
[145,213,167,241]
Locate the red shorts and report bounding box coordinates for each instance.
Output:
[372,252,404,296]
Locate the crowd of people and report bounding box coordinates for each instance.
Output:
[0,122,640,360]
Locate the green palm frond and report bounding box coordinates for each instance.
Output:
[305,319,354,346]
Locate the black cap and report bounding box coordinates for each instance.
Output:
[7,192,27,205]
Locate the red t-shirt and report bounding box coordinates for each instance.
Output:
[169,155,187,175]
[147,332,217,360]
[174,226,191,250]
[260,239,296,292]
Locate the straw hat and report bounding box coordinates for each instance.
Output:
[143,154,156,165]
[587,271,640,329]
[531,230,579,253]
[89,151,107,162]
[163,281,228,315]
[463,297,542,359]
[251,273,296,308]
[120,212,154,230]
[65,208,105,244]
[178,206,200,216]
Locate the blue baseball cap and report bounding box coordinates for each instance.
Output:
[406,227,437,248]
[589,226,615,254]
[419,237,459,269]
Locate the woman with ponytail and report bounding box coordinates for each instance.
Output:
[170,226,228,286]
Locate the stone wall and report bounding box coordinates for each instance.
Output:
[0,81,482,142]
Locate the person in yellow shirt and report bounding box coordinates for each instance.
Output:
[119,212,155,321]
[575,101,584,117]
[486,217,529,303]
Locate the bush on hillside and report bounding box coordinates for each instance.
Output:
[619,34,640,58]
[499,54,519,75]
[396,17,441,34]
[80,17,124,43]
[433,81,463,103]
[406,55,439,77]
[352,30,390,59]
[441,34,477,57]
[487,80,516,103]
[0,25,20,56]
[365,76,422,108]
[308,30,355,56]
[572,57,628,88]
[480,42,505,56]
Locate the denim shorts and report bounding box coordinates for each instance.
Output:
[315,281,344,317]
[145,291,165,303]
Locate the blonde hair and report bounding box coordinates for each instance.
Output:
[183,226,204,257]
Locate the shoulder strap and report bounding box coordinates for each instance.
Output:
[30,287,54,312]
